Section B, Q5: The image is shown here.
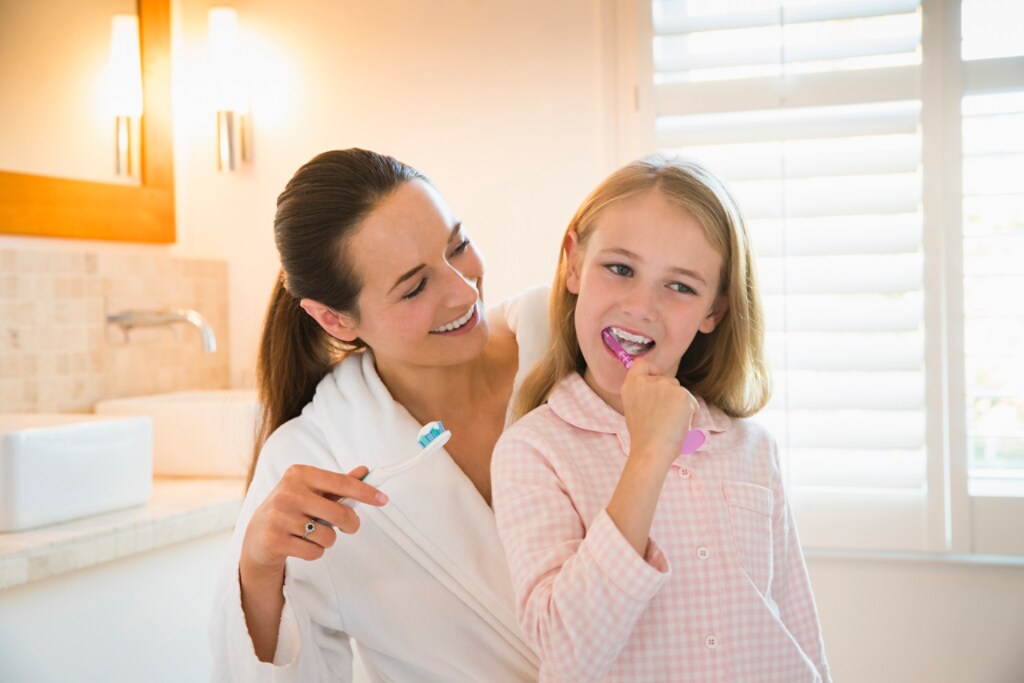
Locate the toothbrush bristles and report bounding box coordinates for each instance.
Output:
[417,421,446,448]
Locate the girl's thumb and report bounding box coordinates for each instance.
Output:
[629,355,661,377]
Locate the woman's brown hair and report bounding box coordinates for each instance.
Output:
[514,154,770,421]
[248,149,426,488]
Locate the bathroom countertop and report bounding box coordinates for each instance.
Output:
[0,478,244,590]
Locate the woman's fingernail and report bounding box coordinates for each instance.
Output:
[375,492,389,505]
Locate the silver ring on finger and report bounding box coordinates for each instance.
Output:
[302,519,317,540]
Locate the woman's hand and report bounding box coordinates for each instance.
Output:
[241,464,388,577]
[239,464,388,662]
[620,356,698,466]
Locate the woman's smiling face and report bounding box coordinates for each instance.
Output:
[566,187,725,411]
[339,179,489,372]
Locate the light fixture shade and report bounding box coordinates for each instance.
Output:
[109,14,143,117]
[209,7,250,171]
[209,7,246,113]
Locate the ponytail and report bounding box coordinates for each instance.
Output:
[248,274,345,488]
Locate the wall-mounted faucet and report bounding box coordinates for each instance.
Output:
[106,308,218,353]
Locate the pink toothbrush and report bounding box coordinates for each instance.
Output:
[601,328,706,455]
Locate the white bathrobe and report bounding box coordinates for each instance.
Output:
[210,286,549,682]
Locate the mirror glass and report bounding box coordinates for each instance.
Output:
[0,0,174,243]
[0,0,139,185]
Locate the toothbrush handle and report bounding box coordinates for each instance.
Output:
[681,428,705,455]
[331,432,449,513]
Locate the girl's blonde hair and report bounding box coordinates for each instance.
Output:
[514,154,770,420]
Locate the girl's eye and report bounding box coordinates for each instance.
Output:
[669,282,695,295]
[449,238,471,258]
[402,278,427,300]
[606,263,632,277]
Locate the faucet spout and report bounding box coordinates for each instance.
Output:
[106,308,218,353]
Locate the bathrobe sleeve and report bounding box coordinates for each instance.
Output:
[489,285,550,371]
[209,420,356,683]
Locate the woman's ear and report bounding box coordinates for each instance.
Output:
[699,294,729,334]
[563,230,582,295]
[299,298,360,342]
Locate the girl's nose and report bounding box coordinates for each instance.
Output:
[620,282,657,321]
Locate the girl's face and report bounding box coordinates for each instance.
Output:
[340,180,488,372]
[566,187,725,412]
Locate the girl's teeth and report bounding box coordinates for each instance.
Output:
[610,327,652,345]
[432,305,474,332]
[620,339,650,355]
[609,327,654,356]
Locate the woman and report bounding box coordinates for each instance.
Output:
[209,149,548,681]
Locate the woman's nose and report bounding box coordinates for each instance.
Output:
[444,264,479,306]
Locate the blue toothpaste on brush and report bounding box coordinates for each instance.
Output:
[376,420,451,480]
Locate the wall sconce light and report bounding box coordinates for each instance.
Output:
[209,7,249,172]
[109,14,143,177]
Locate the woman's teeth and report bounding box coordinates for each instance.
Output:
[609,326,654,356]
[431,305,475,333]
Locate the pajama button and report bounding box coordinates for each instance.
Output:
[705,634,718,650]
[678,468,690,479]
[696,545,711,560]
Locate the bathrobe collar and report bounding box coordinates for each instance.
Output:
[307,350,538,668]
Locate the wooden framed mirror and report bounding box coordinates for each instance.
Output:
[0,0,174,243]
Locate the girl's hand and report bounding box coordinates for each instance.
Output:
[620,356,698,466]
[607,357,700,556]
[240,464,388,578]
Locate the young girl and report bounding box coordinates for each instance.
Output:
[491,155,831,682]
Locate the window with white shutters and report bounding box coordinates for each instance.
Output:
[619,0,1024,555]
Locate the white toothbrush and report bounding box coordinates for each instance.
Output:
[331,420,451,512]
[362,420,451,488]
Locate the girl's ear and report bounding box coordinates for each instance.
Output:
[563,230,582,294]
[699,294,729,334]
[299,298,360,342]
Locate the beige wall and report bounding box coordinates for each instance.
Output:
[0,0,617,389]
[168,0,618,388]
[809,554,1024,683]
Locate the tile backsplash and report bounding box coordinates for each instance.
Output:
[0,249,229,413]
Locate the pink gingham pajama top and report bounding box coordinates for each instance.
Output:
[492,372,831,682]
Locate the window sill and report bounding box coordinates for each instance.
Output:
[968,472,1024,497]
[805,547,1024,568]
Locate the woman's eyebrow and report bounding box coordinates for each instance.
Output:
[448,221,463,244]
[388,223,463,294]
[388,264,426,295]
